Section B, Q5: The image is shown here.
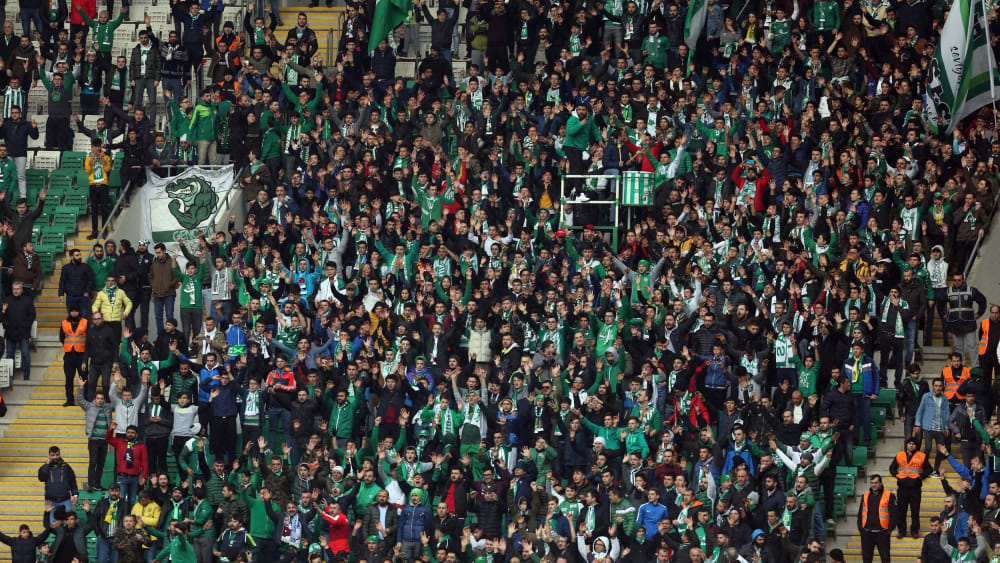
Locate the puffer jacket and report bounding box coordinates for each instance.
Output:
[396,504,431,542]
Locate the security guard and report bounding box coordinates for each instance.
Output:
[946,273,986,367]
[888,437,931,539]
[59,304,88,407]
[979,305,1000,390]
[941,352,971,405]
[857,474,896,563]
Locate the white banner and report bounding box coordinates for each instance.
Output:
[137,166,238,256]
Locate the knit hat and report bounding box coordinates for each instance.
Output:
[365,535,379,544]
[800,432,812,442]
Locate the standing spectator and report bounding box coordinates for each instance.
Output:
[59,248,95,314]
[187,88,219,165]
[396,489,431,560]
[134,240,154,334]
[149,243,178,334]
[75,376,113,491]
[175,2,208,92]
[19,0,43,44]
[0,108,37,199]
[77,7,127,68]
[105,422,148,504]
[2,282,35,380]
[114,240,141,329]
[129,28,162,124]
[1,190,45,251]
[0,523,51,563]
[11,240,41,297]
[91,274,133,344]
[83,312,116,401]
[70,0,96,41]
[37,446,79,525]
[34,53,74,150]
[84,141,111,239]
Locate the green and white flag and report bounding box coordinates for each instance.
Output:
[926,0,1000,133]
[137,166,238,252]
[369,0,413,52]
[684,0,708,49]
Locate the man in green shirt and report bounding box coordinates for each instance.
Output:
[0,145,17,199]
[563,102,601,201]
[187,89,219,165]
[78,6,129,67]
[642,21,670,69]
[171,243,206,349]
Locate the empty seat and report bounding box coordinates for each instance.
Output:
[33,150,61,170]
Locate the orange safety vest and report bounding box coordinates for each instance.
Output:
[942,366,970,401]
[894,451,926,480]
[979,319,992,355]
[861,490,892,530]
[61,318,87,353]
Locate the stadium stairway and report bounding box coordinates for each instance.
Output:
[0,227,96,560]
[826,345,966,560]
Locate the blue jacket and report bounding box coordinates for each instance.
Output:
[723,441,757,476]
[396,505,431,542]
[947,455,991,501]
[914,393,951,432]
[842,355,879,396]
[636,501,669,537]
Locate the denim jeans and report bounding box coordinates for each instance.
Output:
[20,8,42,39]
[66,295,90,316]
[48,499,73,525]
[904,320,917,364]
[267,406,293,448]
[854,394,872,443]
[153,295,175,334]
[6,338,30,379]
[117,473,139,504]
[97,536,118,563]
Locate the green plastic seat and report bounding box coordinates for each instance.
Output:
[51,211,78,235]
[60,151,88,170]
[852,446,868,468]
[873,389,897,417]
[64,193,88,216]
[50,169,76,186]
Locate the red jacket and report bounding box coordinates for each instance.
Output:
[106,428,148,480]
[320,508,350,553]
[731,165,771,213]
[71,0,97,25]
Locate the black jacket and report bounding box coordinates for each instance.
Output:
[136,251,153,288]
[114,249,141,293]
[38,461,79,501]
[1,293,35,340]
[0,529,51,563]
[87,496,134,539]
[85,321,118,365]
[59,261,96,298]
[0,118,39,157]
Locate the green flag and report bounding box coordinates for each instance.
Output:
[369,0,413,52]
[684,0,708,49]
[926,0,1000,133]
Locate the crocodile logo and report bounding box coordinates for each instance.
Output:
[165,175,219,229]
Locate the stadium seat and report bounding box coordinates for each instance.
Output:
[61,151,88,170]
[33,150,61,170]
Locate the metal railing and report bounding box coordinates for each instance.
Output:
[963,184,1000,280]
[559,174,622,249]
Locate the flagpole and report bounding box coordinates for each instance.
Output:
[982,0,1000,129]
